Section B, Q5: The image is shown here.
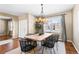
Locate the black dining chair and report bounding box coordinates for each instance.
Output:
[53,34,59,51]
[19,38,37,54]
[41,36,55,54]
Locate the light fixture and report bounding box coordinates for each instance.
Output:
[35,4,47,23]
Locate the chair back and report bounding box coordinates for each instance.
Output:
[19,38,37,52]
[41,36,55,48]
[53,34,59,42]
[19,38,27,52]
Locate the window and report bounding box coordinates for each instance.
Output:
[44,16,62,33]
[44,16,63,39]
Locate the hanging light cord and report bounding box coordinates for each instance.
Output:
[41,4,43,16]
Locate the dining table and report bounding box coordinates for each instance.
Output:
[25,33,54,41]
[25,32,58,53]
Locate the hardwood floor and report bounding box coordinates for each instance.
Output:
[0,35,11,41]
[0,39,19,54]
[65,42,78,54]
[0,39,78,54]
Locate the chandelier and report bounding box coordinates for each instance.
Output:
[35,4,47,23]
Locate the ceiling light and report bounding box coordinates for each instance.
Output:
[35,4,47,23]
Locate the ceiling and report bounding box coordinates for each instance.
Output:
[0,4,74,16]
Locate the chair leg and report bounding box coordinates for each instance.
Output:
[49,48,52,54]
[33,48,36,54]
[53,48,56,54]
[56,42,58,52]
[42,46,44,54]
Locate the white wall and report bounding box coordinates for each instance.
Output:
[12,17,19,38]
[19,15,28,38]
[28,14,35,34]
[65,11,73,41]
[73,5,79,53]
[18,14,35,38]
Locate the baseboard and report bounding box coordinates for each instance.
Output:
[72,42,79,54]
[67,40,72,42]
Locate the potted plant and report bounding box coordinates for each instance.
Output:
[35,23,44,35]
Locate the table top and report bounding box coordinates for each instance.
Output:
[25,33,55,41]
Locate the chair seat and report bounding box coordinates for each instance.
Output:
[42,40,55,48]
[26,45,35,51]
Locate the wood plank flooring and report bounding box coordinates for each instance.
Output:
[0,39,19,54]
[65,42,77,54]
[0,38,78,54]
[0,35,11,41]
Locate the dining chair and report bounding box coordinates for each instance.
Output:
[41,36,55,54]
[53,34,59,51]
[19,38,37,54]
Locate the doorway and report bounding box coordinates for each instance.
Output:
[0,16,13,41]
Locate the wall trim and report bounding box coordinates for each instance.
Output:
[72,42,79,54]
[67,40,72,42]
